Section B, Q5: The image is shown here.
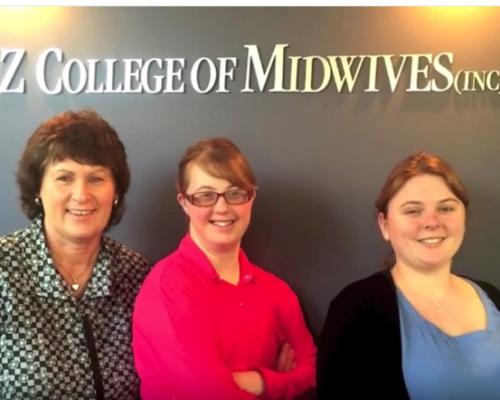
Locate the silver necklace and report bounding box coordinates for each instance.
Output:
[394,267,453,311]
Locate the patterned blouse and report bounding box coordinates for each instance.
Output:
[0,217,150,400]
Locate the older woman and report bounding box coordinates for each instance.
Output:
[133,137,316,400]
[0,110,149,399]
[317,152,500,399]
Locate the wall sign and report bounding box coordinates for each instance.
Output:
[1,44,499,95]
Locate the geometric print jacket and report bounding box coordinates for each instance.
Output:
[0,217,150,399]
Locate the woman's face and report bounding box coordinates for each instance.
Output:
[178,163,254,254]
[39,158,116,247]
[378,174,466,271]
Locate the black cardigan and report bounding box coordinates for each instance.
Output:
[316,270,500,399]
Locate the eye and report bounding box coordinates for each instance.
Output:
[195,191,216,200]
[403,208,422,216]
[189,191,218,206]
[88,175,105,184]
[226,189,247,200]
[439,204,456,213]
[56,175,72,183]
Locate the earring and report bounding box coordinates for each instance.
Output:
[113,198,119,206]
[34,197,41,205]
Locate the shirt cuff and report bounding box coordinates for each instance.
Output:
[258,367,290,400]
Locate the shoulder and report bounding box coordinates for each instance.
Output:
[0,227,30,266]
[470,277,500,309]
[336,270,395,302]
[135,248,210,316]
[103,235,148,264]
[320,270,400,340]
[139,248,193,295]
[0,229,20,251]
[251,263,298,298]
[102,235,150,279]
[326,270,398,320]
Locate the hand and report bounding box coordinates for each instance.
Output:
[232,371,265,396]
[276,342,296,372]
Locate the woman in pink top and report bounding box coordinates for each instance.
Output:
[133,138,316,400]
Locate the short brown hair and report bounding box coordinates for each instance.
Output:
[375,151,469,216]
[16,109,130,228]
[177,137,256,194]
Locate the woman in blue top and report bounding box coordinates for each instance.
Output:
[317,151,500,399]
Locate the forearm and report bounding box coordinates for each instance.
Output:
[261,289,317,399]
[133,266,255,400]
[134,324,256,400]
[258,356,316,400]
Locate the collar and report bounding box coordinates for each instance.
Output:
[178,234,255,285]
[27,216,113,299]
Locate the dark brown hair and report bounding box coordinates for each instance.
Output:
[177,137,256,194]
[16,109,130,228]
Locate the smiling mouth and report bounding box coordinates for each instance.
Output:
[418,237,445,245]
[67,209,95,216]
[210,220,235,227]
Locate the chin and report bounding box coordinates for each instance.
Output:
[210,238,241,251]
[420,260,451,270]
[68,229,102,242]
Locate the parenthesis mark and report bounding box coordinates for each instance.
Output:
[454,68,464,95]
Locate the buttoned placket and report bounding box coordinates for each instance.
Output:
[29,219,106,400]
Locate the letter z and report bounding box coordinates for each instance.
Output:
[0,48,26,93]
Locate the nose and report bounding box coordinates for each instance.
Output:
[72,180,91,202]
[213,194,230,212]
[423,210,440,229]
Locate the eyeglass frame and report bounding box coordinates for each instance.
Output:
[183,188,256,207]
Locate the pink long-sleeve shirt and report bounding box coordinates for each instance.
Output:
[132,235,316,400]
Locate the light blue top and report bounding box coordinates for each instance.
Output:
[397,281,500,400]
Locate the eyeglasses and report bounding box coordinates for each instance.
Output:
[184,189,255,207]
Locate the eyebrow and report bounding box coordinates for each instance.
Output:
[193,184,238,192]
[399,198,460,208]
[51,167,108,174]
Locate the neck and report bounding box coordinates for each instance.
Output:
[208,250,240,284]
[190,234,241,284]
[44,231,101,277]
[392,262,454,297]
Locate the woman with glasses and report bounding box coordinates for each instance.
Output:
[133,138,316,400]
